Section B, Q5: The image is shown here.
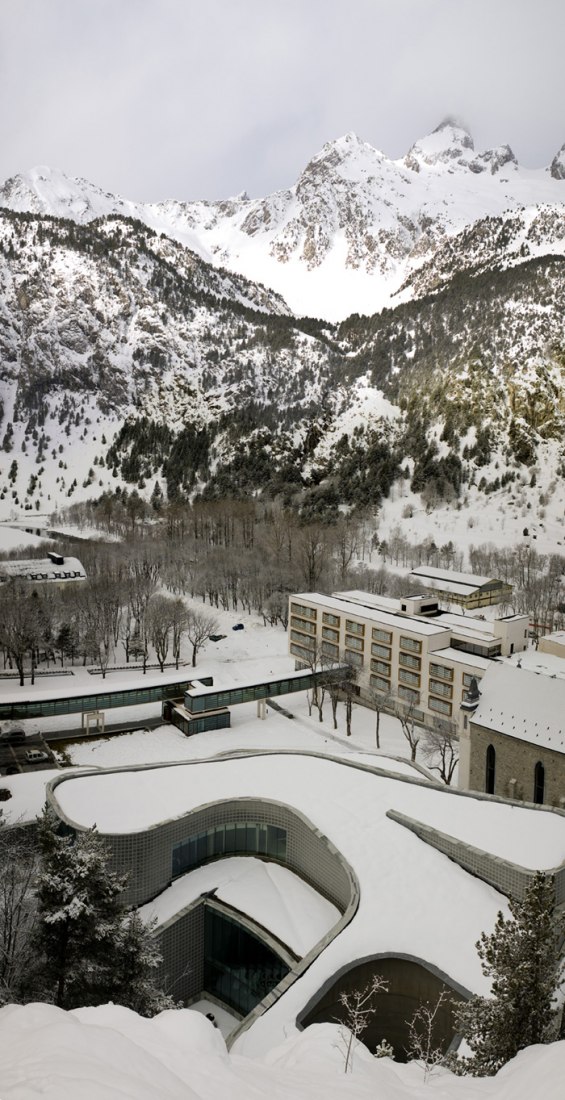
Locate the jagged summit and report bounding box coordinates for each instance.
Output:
[0,164,134,223]
[1,121,564,322]
[550,141,565,180]
[404,117,475,172]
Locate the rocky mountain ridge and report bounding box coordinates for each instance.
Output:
[1,121,565,543]
[2,119,564,321]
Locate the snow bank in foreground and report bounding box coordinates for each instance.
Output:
[1,1002,564,1100]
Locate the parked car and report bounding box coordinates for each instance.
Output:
[209,634,226,642]
[232,623,245,631]
[25,749,50,764]
[0,725,26,744]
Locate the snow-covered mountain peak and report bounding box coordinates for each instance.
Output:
[550,141,565,179]
[0,164,135,223]
[403,117,475,172]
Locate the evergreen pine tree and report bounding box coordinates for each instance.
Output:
[454,872,565,1076]
[34,810,174,1013]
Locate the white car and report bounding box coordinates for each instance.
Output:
[25,749,50,764]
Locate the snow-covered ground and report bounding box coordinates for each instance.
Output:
[1,1002,564,1100]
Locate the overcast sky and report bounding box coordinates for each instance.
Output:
[2,0,564,202]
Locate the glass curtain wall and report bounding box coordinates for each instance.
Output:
[172,821,287,878]
[204,908,290,1015]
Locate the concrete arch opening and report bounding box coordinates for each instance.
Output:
[299,955,467,1061]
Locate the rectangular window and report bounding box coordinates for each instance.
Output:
[290,603,317,619]
[322,626,339,642]
[371,658,390,675]
[321,640,339,658]
[345,649,363,667]
[463,672,481,687]
[399,636,422,653]
[290,616,316,635]
[290,642,314,662]
[430,663,453,681]
[399,652,421,670]
[290,629,315,647]
[346,620,364,635]
[372,627,392,643]
[398,685,420,705]
[345,634,363,651]
[428,696,452,716]
[429,679,452,698]
[323,612,340,627]
[399,667,420,687]
[370,674,390,692]
[371,642,391,659]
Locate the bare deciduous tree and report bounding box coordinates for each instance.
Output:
[186,608,219,667]
[335,974,389,1073]
[421,721,459,785]
[407,989,452,1081]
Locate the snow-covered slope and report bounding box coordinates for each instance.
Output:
[1,1002,564,1100]
[2,119,564,321]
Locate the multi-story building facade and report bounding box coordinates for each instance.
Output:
[288,589,528,735]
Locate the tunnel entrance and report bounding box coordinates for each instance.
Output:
[299,956,466,1061]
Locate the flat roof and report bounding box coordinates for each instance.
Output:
[293,594,450,636]
[431,648,492,671]
[0,666,193,705]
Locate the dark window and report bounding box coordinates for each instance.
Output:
[485,744,496,794]
[204,908,289,1016]
[534,761,545,805]
[172,821,287,878]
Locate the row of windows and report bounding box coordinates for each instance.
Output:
[186,673,332,712]
[172,821,288,878]
[0,680,192,721]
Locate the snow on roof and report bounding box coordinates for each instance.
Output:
[0,555,86,581]
[473,663,565,752]
[436,612,499,641]
[0,665,194,705]
[430,647,491,671]
[409,565,501,591]
[49,751,565,1055]
[293,593,449,635]
[332,589,401,612]
[141,856,339,958]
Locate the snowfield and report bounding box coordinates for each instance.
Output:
[1,1002,564,1100]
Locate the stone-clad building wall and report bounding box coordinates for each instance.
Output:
[468,722,565,808]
